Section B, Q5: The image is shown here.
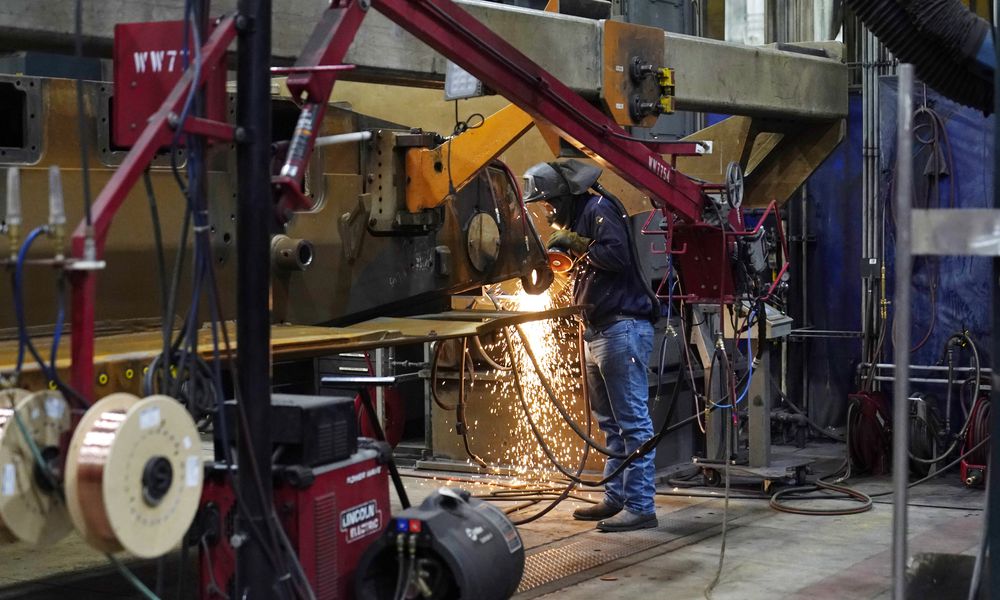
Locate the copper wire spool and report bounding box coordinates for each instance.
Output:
[0,389,72,546]
[547,249,573,274]
[66,394,203,557]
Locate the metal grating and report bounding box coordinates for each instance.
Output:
[516,525,682,593]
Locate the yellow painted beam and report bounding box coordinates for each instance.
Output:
[404,104,535,212]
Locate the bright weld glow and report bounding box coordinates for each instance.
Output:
[478,279,591,480]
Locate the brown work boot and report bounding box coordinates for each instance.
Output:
[573,501,622,521]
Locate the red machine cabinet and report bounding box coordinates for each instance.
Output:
[200,448,391,599]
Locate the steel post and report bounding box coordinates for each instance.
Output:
[989,10,1000,599]
[748,341,771,468]
[891,63,914,600]
[234,0,275,595]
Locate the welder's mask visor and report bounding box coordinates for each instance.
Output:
[522,174,545,203]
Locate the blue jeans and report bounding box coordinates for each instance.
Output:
[584,318,656,515]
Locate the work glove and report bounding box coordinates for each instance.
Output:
[547,230,591,255]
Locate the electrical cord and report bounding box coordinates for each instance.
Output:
[504,321,593,525]
[768,373,845,442]
[74,0,92,227]
[456,337,488,469]
[869,435,991,497]
[143,170,169,317]
[769,480,874,516]
[471,333,512,372]
[906,335,982,466]
[513,324,626,459]
[967,470,988,600]
[357,388,411,509]
[703,410,733,600]
[429,341,458,411]
[503,324,690,487]
[155,4,311,596]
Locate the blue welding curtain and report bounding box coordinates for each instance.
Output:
[796,93,863,429]
[879,77,994,396]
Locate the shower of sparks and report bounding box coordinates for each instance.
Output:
[473,277,597,480]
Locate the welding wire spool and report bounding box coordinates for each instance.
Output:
[65,394,203,557]
[0,389,72,546]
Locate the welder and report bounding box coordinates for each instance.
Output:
[522,159,659,532]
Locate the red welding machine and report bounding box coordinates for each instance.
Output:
[199,446,390,599]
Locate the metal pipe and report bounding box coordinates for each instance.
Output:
[865,363,993,374]
[800,185,808,415]
[891,63,914,600]
[235,0,275,594]
[989,6,1000,595]
[871,376,992,387]
[315,130,373,147]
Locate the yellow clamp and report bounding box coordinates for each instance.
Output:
[657,67,674,88]
[657,68,675,114]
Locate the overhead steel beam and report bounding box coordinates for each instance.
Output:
[0,0,846,119]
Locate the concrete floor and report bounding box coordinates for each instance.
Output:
[398,445,986,600]
[0,443,985,599]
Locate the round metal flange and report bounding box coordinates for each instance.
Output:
[725,161,744,210]
[466,212,502,273]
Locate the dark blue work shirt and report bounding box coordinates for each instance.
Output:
[570,194,653,327]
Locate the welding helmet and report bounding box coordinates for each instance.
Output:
[522,160,604,228]
[522,160,603,203]
[522,162,570,204]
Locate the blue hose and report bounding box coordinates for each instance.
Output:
[12,226,50,377]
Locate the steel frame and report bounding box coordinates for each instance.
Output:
[64,0,778,592]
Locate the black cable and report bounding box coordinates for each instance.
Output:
[74,0,92,227]
[869,435,991,497]
[513,324,626,459]
[155,556,166,599]
[176,538,189,600]
[143,170,169,317]
[456,337,488,469]
[429,341,458,411]
[358,388,411,509]
[504,325,691,487]
[768,373,844,442]
[506,321,593,525]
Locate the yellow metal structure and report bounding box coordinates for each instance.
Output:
[404,104,535,212]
